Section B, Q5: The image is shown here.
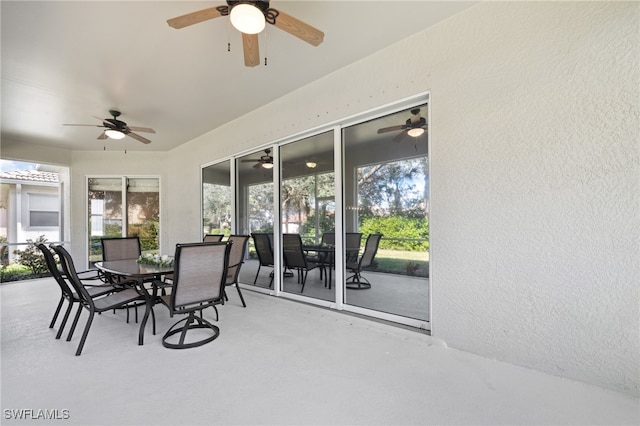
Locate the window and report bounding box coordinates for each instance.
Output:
[28,193,59,227]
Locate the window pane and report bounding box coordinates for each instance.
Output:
[342,103,429,321]
[237,149,274,287]
[30,211,59,227]
[88,178,122,264]
[202,160,231,237]
[280,131,335,301]
[127,178,159,254]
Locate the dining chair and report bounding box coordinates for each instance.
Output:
[346,233,382,290]
[101,236,149,321]
[51,244,146,356]
[251,233,275,287]
[154,241,231,349]
[223,235,250,307]
[282,233,325,292]
[36,243,118,340]
[203,234,224,242]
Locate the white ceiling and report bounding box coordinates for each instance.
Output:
[1,1,476,153]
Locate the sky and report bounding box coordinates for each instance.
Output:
[0,159,37,173]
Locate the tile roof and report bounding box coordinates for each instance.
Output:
[0,169,59,183]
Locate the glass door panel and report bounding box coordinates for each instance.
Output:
[280,132,335,301]
[202,160,232,238]
[126,178,159,254]
[342,104,429,321]
[237,149,274,288]
[88,178,123,265]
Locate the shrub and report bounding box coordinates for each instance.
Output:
[359,216,429,251]
[0,263,32,282]
[13,235,49,276]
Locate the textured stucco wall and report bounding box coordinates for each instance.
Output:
[169,2,639,396]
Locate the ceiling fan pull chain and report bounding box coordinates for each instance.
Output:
[264,26,268,66]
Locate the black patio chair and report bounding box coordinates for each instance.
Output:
[223,235,250,307]
[154,241,231,349]
[203,234,224,242]
[252,233,275,287]
[36,243,118,340]
[283,233,325,293]
[345,233,382,290]
[51,244,146,356]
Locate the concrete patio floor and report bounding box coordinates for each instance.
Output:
[1,277,638,425]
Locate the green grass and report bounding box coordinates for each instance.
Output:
[372,249,429,277]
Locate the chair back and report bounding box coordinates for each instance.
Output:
[170,242,231,312]
[101,237,141,261]
[226,235,249,284]
[51,244,92,304]
[252,233,274,266]
[345,232,362,263]
[321,232,335,246]
[359,234,382,269]
[203,234,224,243]
[36,243,74,297]
[282,234,307,269]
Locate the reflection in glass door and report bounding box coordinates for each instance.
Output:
[280,132,335,302]
[342,104,429,322]
[236,149,275,288]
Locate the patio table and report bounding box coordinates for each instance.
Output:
[95,259,173,346]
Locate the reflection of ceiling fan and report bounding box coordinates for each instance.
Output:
[242,149,274,168]
[166,1,324,67]
[63,110,156,144]
[377,108,427,143]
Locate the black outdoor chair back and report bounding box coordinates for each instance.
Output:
[224,235,249,307]
[321,232,335,246]
[36,243,76,337]
[101,237,141,261]
[345,232,362,263]
[346,233,382,290]
[283,233,324,292]
[203,234,224,242]
[51,244,142,355]
[251,233,275,286]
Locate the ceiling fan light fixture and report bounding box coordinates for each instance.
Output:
[306,161,317,169]
[261,162,274,169]
[407,127,425,138]
[230,4,266,34]
[105,129,126,140]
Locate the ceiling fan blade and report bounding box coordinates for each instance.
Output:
[167,6,225,29]
[241,159,260,163]
[128,126,156,134]
[97,132,108,140]
[253,162,263,169]
[377,125,406,134]
[63,123,103,127]
[272,10,324,46]
[242,33,260,67]
[127,132,151,144]
[393,130,409,143]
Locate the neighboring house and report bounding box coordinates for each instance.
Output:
[0,168,60,263]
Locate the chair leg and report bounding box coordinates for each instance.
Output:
[253,265,262,285]
[75,309,96,356]
[56,301,73,339]
[50,295,64,328]
[66,304,83,341]
[236,285,247,308]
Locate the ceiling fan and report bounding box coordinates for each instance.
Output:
[377,108,427,143]
[166,1,324,67]
[63,110,156,144]
[241,149,274,168]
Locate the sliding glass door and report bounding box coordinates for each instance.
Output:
[342,104,429,321]
[280,131,335,301]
